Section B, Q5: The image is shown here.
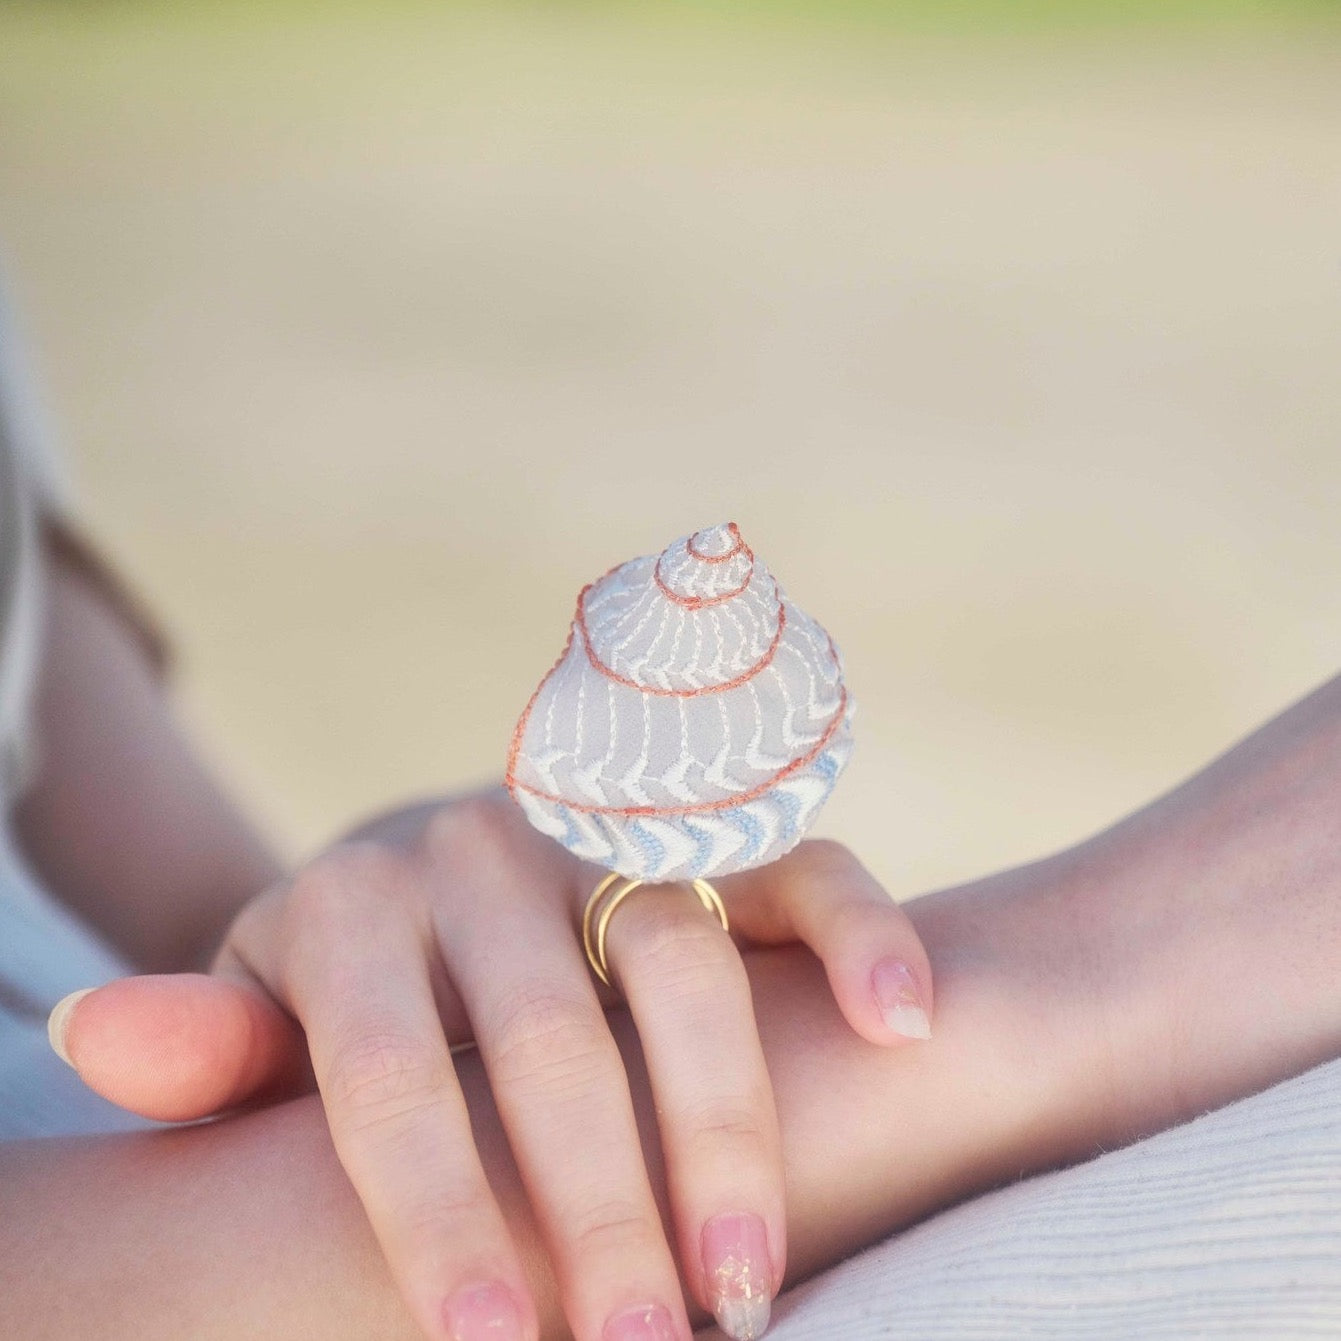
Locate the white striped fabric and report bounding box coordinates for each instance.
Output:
[695,1056,1341,1340]
[508,523,856,881]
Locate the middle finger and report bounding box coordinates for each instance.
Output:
[440,882,692,1341]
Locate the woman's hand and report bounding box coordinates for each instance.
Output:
[51,787,933,1341]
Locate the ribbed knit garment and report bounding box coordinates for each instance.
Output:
[698,1055,1341,1339]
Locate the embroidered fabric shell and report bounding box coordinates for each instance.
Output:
[506,523,854,882]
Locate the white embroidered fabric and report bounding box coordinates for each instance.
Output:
[507,523,855,881]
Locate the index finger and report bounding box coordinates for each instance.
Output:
[276,852,538,1341]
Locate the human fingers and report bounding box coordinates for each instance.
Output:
[262,844,539,1341]
[720,839,934,1047]
[603,881,783,1341]
[80,869,479,1124]
[437,844,693,1341]
[45,872,474,1124]
[47,970,309,1121]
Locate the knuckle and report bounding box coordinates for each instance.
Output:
[281,873,345,956]
[286,841,403,926]
[487,982,611,1097]
[394,1185,497,1255]
[420,792,517,870]
[326,1031,452,1134]
[219,883,278,954]
[319,838,406,889]
[683,1099,774,1164]
[283,863,339,930]
[828,887,910,959]
[568,1198,664,1264]
[827,893,883,943]
[795,836,856,876]
[623,902,735,996]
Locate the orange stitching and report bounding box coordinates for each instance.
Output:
[653,546,754,608]
[505,623,575,803]
[687,521,746,563]
[581,580,784,696]
[509,679,848,818]
[505,539,844,824]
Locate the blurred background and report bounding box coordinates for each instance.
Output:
[1,1,1338,898]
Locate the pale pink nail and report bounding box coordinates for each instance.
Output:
[602,1302,679,1341]
[872,958,931,1040]
[47,987,95,1067]
[442,1280,524,1341]
[701,1213,773,1340]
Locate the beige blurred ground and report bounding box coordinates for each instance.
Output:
[0,5,1338,897]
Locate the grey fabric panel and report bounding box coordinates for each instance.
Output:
[0,276,69,802]
[0,276,73,512]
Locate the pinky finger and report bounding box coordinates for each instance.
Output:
[721,839,934,1047]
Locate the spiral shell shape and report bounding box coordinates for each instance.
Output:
[506,522,855,882]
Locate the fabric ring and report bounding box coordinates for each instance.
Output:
[581,872,729,989]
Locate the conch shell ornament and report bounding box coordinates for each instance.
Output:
[506,523,855,882]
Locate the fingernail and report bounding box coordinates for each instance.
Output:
[47,988,96,1067]
[872,959,931,1040]
[701,1213,773,1341]
[602,1302,679,1341]
[442,1280,524,1341]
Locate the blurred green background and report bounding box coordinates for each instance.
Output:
[1,1,1339,896]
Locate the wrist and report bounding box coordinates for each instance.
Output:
[904,854,1128,1178]
[1081,774,1341,1136]
[1034,676,1341,1149]
[886,676,1341,1230]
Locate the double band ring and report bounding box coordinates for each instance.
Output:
[581,873,730,988]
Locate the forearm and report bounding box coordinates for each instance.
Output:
[1074,669,1341,1136]
[7,675,1340,1337]
[763,665,1341,1281]
[0,1096,405,1340]
[1,863,1330,1340]
[12,545,283,972]
[0,872,1118,1341]
[6,843,1247,1341]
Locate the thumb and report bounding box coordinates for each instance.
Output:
[48,972,311,1122]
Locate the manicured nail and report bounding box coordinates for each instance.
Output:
[602,1302,678,1341]
[872,959,931,1040]
[47,988,95,1067]
[442,1280,524,1341]
[701,1213,772,1340]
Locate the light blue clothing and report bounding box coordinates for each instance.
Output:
[0,817,145,1137]
[0,280,148,1137]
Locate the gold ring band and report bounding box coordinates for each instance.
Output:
[581,873,729,988]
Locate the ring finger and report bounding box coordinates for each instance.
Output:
[603,881,783,1341]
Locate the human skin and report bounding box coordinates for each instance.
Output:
[11,534,282,971]
[10,534,935,1340]
[9,668,1341,1338]
[0,880,1115,1341]
[10,528,1341,1335]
